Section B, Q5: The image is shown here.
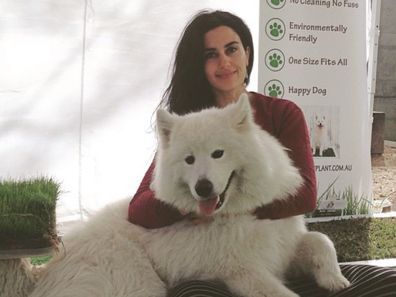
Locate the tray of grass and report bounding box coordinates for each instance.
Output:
[0,178,60,254]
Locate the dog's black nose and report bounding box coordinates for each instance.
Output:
[195,179,213,198]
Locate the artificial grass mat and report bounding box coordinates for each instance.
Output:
[30,255,52,266]
[308,217,396,262]
[0,178,60,250]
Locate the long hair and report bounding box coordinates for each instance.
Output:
[159,10,254,115]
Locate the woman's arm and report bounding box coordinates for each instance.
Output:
[128,160,185,229]
[254,102,317,219]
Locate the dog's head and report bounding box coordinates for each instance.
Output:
[151,94,302,217]
[314,113,326,128]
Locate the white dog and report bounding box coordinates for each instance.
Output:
[29,95,349,297]
[312,112,329,157]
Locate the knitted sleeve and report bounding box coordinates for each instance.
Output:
[254,100,317,219]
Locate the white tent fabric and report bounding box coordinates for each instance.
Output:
[0,0,259,233]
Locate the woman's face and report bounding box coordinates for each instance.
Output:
[203,26,250,104]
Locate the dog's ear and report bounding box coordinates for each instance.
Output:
[228,93,253,131]
[156,109,176,146]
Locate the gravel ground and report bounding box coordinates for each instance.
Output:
[371,144,396,212]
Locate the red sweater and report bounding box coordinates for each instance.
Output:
[128,92,317,228]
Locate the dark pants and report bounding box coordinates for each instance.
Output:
[168,265,396,297]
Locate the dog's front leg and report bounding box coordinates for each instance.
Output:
[293,231,350,293]
[224,268,299,297]
[319,144,324,156]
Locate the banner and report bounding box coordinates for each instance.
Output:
[258,0,372,218]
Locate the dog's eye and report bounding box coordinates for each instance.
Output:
[211,150,224,159]
[185,155,195,165]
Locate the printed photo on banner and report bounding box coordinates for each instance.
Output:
[303,106,340,158]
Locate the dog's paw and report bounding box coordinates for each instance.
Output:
[315,271,350,292]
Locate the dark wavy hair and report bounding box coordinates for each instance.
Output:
[159,10,254,115]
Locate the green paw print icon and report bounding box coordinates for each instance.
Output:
[267,0,286,9]
[268,84,282,97]
[265,49,285,71]
[264,80,284,98]
[265,18,286,41]
[269,53,283,68]
[270,23,283,37]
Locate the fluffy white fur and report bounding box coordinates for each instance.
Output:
[29,200,167,297]
[29,95,349,297]
[0,258,36,297]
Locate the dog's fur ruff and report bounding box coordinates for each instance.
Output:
[29,95,349,297]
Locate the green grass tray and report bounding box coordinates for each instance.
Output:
[0,178,60,251]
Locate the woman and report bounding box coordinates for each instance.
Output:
[129,9,396,297]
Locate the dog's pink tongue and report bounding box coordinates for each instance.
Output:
[198,197,219,216]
